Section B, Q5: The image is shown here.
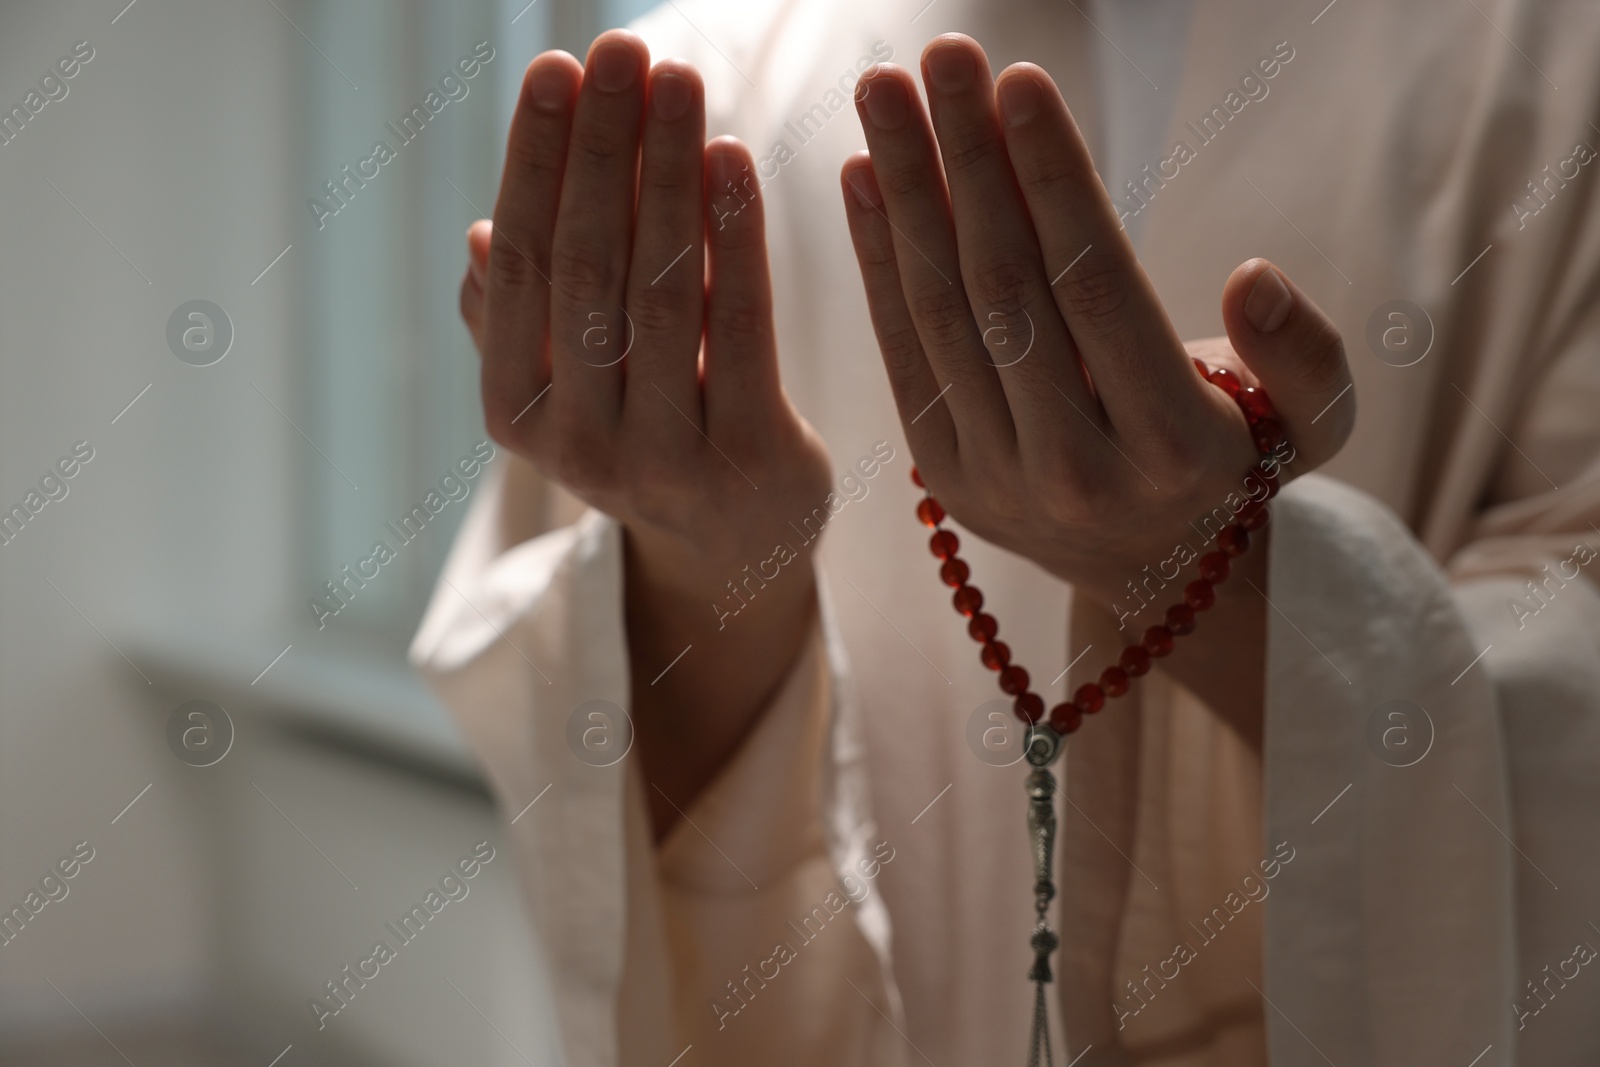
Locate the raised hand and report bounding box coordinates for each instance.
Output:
[839,35,1355,742]
[459,32,832,832]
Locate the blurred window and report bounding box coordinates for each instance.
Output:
[300,0,657,638]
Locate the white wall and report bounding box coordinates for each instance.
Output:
[0,0,303,1031]
[0,1,551,1059]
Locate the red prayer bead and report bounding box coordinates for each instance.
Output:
[967,612,998,642]
[1237,386,1273,423]
[1143,625,1175,657]
[1218,524,1250,558]
[1184,579,1216,611]
[1251,417,1285,454]
[999,665,1030,695]
[1199,551,1231,584]
[908,376,1282,747]
[911,466,924,488]
[1074,682,1106,714]
[1119,645,1151,677]
[1207,367,1242,399]
[929,530,960,560]
[1099,665,1129,697]
[1049,702,1083,734]
[1237,499,1270,531]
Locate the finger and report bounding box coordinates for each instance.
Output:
[840,152,958,475]
[622,60,706,443]
[920,36,1098,445]
[547,31,650,439]
[854,64,1015,455]
[702,138,782,440]
[995,63,1205,434]
[1221,258,1354,470]
[482,52,582,444]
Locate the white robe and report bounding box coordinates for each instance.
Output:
[410,0,1600,1063]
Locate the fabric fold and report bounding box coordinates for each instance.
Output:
[412,461,903,1067]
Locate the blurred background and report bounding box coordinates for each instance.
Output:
[0,1,652,1063]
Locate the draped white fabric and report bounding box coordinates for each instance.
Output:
[412,0,1600,1063]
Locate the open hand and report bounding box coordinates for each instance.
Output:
[839,34,1353,613]
[459,32,833,831]
[460,32,831,607]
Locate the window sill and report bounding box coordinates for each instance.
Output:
[133,629,483,790]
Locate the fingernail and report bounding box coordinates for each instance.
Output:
[861,72,908,129]
[652,70,691,121]
[1245,268,1294,333]
[998,76,1041,127]
[528,62,570,112]
[925,43,975,93]
[590,40,638,94]
[848,165,883,209]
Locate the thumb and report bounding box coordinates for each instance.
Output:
[1221,258,1355,471]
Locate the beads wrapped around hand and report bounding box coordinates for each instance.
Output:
[912,360,1289,742]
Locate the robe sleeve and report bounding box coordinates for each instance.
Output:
[1062,352,1600,1065]
[409,459,906,1067]
[1061,473,1513,1065]
[1250,257,1600,1067]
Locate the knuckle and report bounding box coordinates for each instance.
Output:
[877,160,930,201]
[505,128,565,182]
[908,279,975,348]
[940,125,1004,177]
[485,237,549,290]
[1055,257,1133,330]
[640,152,693,198]
[970,256,1034,311]
[876,322,927,380]
[550,239,621,306]
[569,119,632,168]
[627,283,690,336]
[1302,330,1349,395]
[1293,328,1355,451]
[711,298,770,349]
[855,226,899,270]
[1017,149,1090,198]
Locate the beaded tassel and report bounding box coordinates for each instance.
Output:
[1025,767,1059,1067]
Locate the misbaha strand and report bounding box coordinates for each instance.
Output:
[908,358,1290,1066]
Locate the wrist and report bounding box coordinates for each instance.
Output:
[623,522,817,654]
[1075,524,1267,629]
